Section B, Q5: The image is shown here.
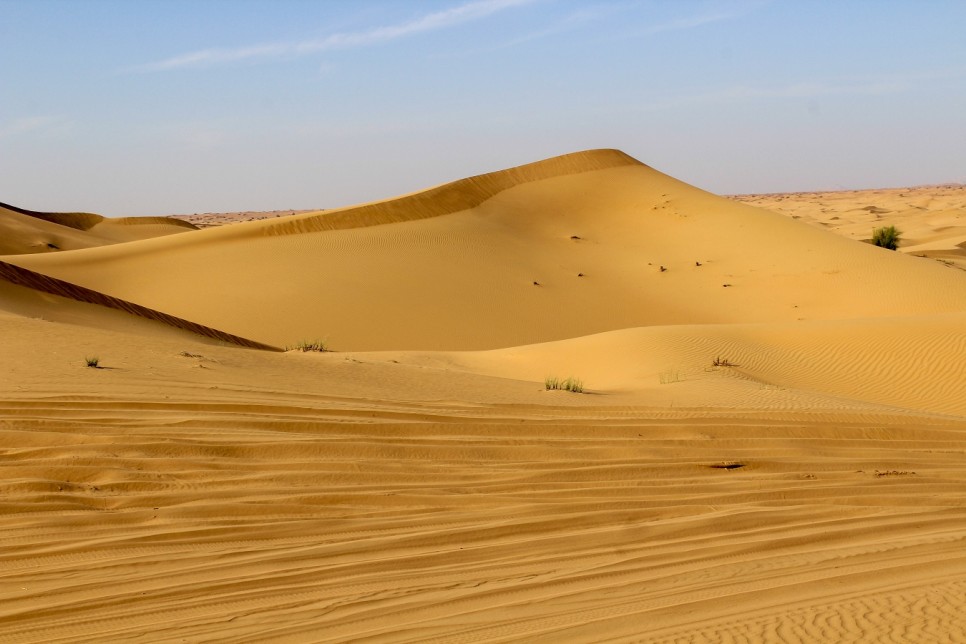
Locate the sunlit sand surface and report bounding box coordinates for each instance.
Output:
[2,151,964,642]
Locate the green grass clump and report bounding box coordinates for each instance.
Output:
[85,356,100,368]
[871,225,901,250]
[288,340,329,352]
[545,376,584,393]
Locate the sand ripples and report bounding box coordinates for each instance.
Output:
[2,394,965,642]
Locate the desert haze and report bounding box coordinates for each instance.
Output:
[2,150,965,642]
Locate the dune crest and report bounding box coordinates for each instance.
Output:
[0,201,197,255]
[252,148,642,236]
[0,200,197,232]
[7,149,966,350]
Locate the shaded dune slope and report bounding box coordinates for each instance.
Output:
[0,200,198,232]
[0,205,106,255]
[0,260,278,350]
[0,201,197,255]
[6,149,966,351]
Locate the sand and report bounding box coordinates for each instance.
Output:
[170,209,321,228]
[733,184,966,271]
[0,201,197,256]
[1,150,965,642]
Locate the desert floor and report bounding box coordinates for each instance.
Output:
[732,183,966,272]
[1,151,964,642]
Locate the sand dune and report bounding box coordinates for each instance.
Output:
[6,150,966,350]
[2,150,965,642]
[0,201,197,255]
[381,312,966,416]
[171,209,322,227]
[1,311,964,642]
[0,260,277,350]
[734,184,966,271]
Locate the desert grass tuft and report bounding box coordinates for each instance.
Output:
[85,356,100,368]
[288,340,329,352]
[545,376,583,393]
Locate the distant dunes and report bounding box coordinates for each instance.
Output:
[0,200,198,232]
[0,200,197,255]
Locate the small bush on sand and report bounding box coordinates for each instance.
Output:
[872,225,901,250]
[85,356,100,368]
[289,340,329,352]
[545,376,584,393]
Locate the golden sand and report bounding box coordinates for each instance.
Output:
[1,151,964,642]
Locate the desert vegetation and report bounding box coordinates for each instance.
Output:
[544,376,584,393]
[289,340,329,352]
[872,225,902,250]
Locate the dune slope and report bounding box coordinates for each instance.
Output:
[0,201,197,255]
[0,260,277,350]
[734,184,966,271]
[0,311,965,642]
[2,150,966,642]
[6,150,966,350]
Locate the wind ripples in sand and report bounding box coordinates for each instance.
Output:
[2,395,965,642]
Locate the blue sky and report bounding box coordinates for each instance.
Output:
[2,0,965,216]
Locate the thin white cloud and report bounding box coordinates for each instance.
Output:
[623,0,771,38]
[718,80,908,100]
[498,5,614,47]
[643,10,736,34]
[435,3,618,58]
[700,66,966,105]
[0,115,69,139]
[635,78,913,114]
[163,121,236,152]
[475,1,768,55]
[136,0,536,72]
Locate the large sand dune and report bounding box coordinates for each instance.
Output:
[7,150,966,350]
[1,150,965,642]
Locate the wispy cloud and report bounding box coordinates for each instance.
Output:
[473,1,768,55]
[715,80,908,100]
[0,115,70,139]
[135,0,536,72]
[643,10,737,34]
[634,78,915,114]
[622,0,770,38]
[496,5,614,48]
[444,4,614,57]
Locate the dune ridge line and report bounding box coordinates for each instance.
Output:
[0,200,198,231]
[0,260,279,351]
[255,148,642,236]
